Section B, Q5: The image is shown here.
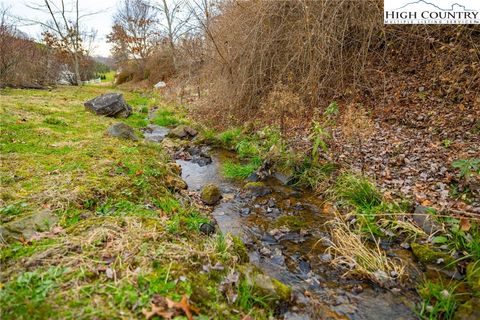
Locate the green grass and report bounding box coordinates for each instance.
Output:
[100,71,116,83]
[334,173,382,210]
[0,86,276,319]
[293,161,336,190]
[222,161,259,179]
[0,266,66,319]
[152,109,181,126]
[218,128,241,148]
[417,280,460,320]
[236,279,270,310]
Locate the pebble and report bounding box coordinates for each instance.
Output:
[267,198,276,207]
[199,222,216,235]
[240,208,251,216]
[320,253,333,263]
[400,242,410,249]
[351,285,363,295]
[260,247,271,256]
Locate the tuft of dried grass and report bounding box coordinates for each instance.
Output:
[326,213,405,287]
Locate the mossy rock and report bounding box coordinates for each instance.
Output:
[166,162,182,175]
[165,175,187,191]
[168,125,198,139]
[232,236,249,263]
[239,265,291,303]
[105,122,138,141]
[273,215,307,231]
[1,210,58,243]
[243,182,272,197]
[466,262,480,295]
[453,298,480,320]
[200,184,222,205]
[411,243,454,268]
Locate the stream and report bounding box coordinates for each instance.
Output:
[145,124,419,319]
[178,149,419,320]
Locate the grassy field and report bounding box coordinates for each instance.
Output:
[0,86,276,319]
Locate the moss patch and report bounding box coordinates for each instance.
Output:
[411,243,455,268]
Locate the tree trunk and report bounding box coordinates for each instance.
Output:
[74,53,82,86]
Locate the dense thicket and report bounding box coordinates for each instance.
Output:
[193,0,479,127]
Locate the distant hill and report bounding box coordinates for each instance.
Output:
[93,56,115,68]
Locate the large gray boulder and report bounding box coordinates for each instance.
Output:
[84,93,132,118]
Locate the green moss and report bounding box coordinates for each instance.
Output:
[272,278,292,301]
[200,184,222,205]
[239,265,291,304]
[232,236,249,263]
[466,262,480,295]
[411,243,455,268]
[453,298,480,320]
[273,215,307,231]
[244,182,265,189]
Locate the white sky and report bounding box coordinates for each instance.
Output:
[1,0,119,56]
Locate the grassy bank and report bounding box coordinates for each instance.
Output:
[0,86,277,319]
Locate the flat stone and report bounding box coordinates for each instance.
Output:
[105,123,138,141]
[1,210,58,242]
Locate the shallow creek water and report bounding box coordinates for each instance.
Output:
[176,149,422,320]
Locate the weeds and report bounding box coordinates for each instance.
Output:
[236,279,270,310]
[152,109,180,126]
[222,161,259,179]
[452,158,480,178]
[334,173,382,210]
[417,280,459,320]
[217,128,241,148]
[0,266,66,319]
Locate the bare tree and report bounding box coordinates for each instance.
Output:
[25,0,98,86]
[108,0,159,73]
[153,0,191,70]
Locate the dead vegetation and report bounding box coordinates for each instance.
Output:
[189,1,479,132]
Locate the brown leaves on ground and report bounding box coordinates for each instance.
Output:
[142,294,200,320]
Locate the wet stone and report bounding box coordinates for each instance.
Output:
[199,222,216,235]
[320,253,333,263]
[271,254,286,266]
[240,208,251,216]
[261,233,278,244]
[141,124,169,142]
[298,260,311,274]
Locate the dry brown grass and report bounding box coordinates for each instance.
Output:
[326,213,406,287]
[186,0,479,130]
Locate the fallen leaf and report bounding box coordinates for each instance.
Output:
[460,218,471,232]
[166,295,200,320]
[421,199,432,206]
[142,303,174,320]
[105,267,114,279]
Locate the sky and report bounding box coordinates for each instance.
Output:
[1,0,119,56]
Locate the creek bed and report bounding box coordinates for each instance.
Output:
[177,149,420,320]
